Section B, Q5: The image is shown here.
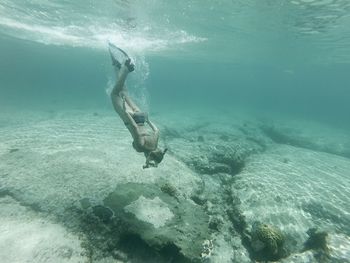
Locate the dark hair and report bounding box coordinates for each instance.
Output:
[132,112,146,124]
[150,148,168,164]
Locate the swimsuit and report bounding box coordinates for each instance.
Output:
[132,112,146,124]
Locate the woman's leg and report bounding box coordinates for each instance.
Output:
[111,90,124,116]
[111,64,132,112]
[112,66,129,95]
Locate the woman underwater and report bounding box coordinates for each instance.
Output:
[109,44,167,168]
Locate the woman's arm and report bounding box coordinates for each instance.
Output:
[147,119,159,134]
[124,95,141,112]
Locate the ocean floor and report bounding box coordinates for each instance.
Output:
[0,107,349,263]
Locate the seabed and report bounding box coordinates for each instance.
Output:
[0,107,349,262]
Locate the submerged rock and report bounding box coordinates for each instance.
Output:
[160,183,178,199]
[92,205,114,223]
[103,183,210,262]
[304,228,328,250]
[261,120,350,158]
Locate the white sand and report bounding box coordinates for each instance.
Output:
[0,196,86,263]
[124,196,174,228]
[0,110,200,215]
[234,144,350,253]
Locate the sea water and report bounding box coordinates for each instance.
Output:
[0,1,350,262]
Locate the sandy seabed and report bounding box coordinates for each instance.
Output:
[0,108,349,262]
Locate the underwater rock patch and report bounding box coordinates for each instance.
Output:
[305,229,327,250]
[79,198,91,209]
[185,142,254,176]
[103,182,210,262]
[124,196,174,228]
[92,205,114,223]
[160,182,178,199]
[163,118,267,178]
[9,148,19,153]
[302,227,330,261]
[261,123,350,158]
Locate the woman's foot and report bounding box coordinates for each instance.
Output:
[125,58,135,72]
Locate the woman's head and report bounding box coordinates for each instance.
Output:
[150,148,168,164]
[143,148,168,168]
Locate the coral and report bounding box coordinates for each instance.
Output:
[251,222,285,259]
[201,239,214,260]
[79,198,91,209]
[160,183,178,198]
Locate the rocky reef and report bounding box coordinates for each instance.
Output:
[1,109,350,262]
[100,183,209,262]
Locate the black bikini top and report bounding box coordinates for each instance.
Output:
[132,112,146,124]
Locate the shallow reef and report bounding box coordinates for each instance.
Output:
[1,110,350,262]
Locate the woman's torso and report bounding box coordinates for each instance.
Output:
[134,125,158,152]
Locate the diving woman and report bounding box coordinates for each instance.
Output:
[109,44,167,168]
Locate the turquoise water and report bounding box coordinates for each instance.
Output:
[1,1,350,262]
[1,0,350,121]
